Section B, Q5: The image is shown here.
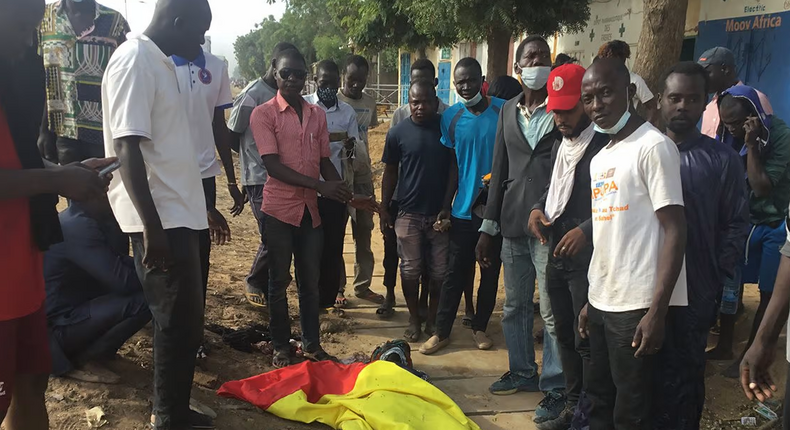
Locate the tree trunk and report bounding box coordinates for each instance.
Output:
[486,27,511,81]
[416,47,428,59]
[633,0,689,93]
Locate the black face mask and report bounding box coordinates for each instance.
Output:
[317,87,338,107]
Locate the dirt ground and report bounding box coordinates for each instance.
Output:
[35,120,790,430]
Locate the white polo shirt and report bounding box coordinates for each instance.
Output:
[303,93,359,179]
[173,50,233,179]
[101,33,208,233]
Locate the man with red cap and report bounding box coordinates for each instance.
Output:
[528,63,609,429]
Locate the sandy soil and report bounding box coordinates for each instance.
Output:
[31,121,789,430]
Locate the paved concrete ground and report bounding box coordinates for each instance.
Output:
[341,233,540,430]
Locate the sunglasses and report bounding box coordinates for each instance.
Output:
[278,68,308,81]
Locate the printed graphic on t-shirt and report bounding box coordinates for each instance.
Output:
[591,167,629,222]
[199,68,213,85]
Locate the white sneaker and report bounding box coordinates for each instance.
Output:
[473,331,493,350]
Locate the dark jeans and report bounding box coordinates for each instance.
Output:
[49,292,151,376]
[383,201,399,288]
[56,136,104,165]
[436,215,502,338]
[266,209,323,353]
[785,366,790,430]
[131,228,204,430]
[199,177,217,302]
[546,263,591,407]
[245,185,269,300]
[587,305,654,430]
[318,197,349,309]
[653,307,708,430]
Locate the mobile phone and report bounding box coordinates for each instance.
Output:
[98,160,121,178]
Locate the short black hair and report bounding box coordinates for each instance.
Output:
[588,57,631,86]
[345,54,370,73]
[272,42,297,57]
[719,93,755,115]
[553,53,577,68]
[411,58,436,78]
[598,40,631,60]
[488,76,522,100]
[275,48,306,68]
[315,59,340,76]
[516,36,549,61]
[454,57,482,77]
[410,78,437,96]
[662,61,709,95]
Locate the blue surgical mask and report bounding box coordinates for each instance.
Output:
[594,87,632,135]
[459,91,483,107]
[520,66,551,90]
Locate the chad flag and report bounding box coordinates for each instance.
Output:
[217,360,481,430]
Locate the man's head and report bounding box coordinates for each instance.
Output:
[274,49,307,99]
[454,57,483,101]
[548,64,590,138]
[488,76,522,100]
[148,0,212,60]
[0,0,45,61]
[267,42,297,81]
[315,60,341,107]
[582,58,634,130]
[660,62,709,136]
[698,47,737,94]
[514,36,552,91]
[553,53,577,69]
[344,55,369,99]
[409,79,439,124]
[597,40,631,65]
[719,93,756,141]
[411,59,438,87]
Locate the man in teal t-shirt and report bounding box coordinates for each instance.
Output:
[420,57,504,355]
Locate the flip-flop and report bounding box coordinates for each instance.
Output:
[355,289,385,304]
[376,306,395,319]
[272,349,293,369]
[403,326,422,343]
[244,292,266,308]
[304,349,339,363]
[335,295,349,308]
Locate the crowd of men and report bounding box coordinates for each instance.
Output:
[3,0,790,429]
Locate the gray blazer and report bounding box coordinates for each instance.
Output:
[484,93,560,238]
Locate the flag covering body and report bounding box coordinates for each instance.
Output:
[217,360,481,430]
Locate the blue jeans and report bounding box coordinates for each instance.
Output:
[501,236,564,392]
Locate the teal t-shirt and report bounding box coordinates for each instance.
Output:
[440,97,505,220]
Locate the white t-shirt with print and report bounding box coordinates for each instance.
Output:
[173,50,233,179]
[102,34,208,233]
[587,122,688,312]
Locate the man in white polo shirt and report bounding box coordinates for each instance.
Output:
[579,58,688,429]
[172,48,237,349]
[101,0,212,428]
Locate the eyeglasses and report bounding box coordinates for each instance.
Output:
[278,68,308,81]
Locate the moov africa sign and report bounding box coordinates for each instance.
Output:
[725,14,783,31]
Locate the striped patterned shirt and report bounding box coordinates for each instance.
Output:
[39,1,129,145]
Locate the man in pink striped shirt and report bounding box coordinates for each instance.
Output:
[250,49,352,368]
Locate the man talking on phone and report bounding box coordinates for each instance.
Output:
[710,86,790,379]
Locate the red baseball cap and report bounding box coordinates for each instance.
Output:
[547,64,586,112]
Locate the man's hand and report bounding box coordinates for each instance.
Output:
[242,187,249,204]
[528,209,551,245]
[632,309,667,358]
[317,180,352,203]
[740,340,779,402]
[435,209,452,232]
[379,209,394,235]
[578,303,590,339]
[208,208,231,246]
[228,184,245,217]
[554,227,587,258]
[349,195,380,213]
[343,137,356,152]
[744,116,762,149]
[57,159,116,201]
[142,225,174,270]
[476,233,493,269]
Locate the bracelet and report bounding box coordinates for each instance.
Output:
[227,182,237,186]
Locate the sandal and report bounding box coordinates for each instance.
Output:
[355,289,385,304]
[335,294,349,308]
[304,349,338,363]
[403,325,422,343]
[272,349,293,369]
[321,307,346,317]
[376,306,395,319]
[244,288,266,309]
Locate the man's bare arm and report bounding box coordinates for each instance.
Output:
[320,157,342,182]
[262,154,321,190]
[114,136,162,230]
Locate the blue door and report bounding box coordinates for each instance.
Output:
[400,53,411,106]
[438,62,451,105]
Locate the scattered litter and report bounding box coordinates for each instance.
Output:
[754,402,778,421]
[254,341,274,355]
[290,339,304,358]
[49,393,64,402]
[85,407,108,428]
[340,351,370,365]
[205,323,272,353]
[740,416,757,426]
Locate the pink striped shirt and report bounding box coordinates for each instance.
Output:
[250,92,330,227]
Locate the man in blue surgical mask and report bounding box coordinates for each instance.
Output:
[474,35,567,427]
[420,58,505,355]
[579,58,688,430]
